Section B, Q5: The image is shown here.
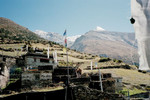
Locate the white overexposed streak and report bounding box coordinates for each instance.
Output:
[131,0,150,70]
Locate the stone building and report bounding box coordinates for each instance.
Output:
[52,66,77,84]
[89,73,122,93]
[21,53,57,88]
[0,55,16,89]
[22,53,57,70]
[22,71,52,87]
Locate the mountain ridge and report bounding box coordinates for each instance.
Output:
[0,17,44,43]
[34,30,81,47]
[71,30,138,64]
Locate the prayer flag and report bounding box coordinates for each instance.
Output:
[63,30,67,36]
[47,46,50,58]
[91,61,93,70]
[63,30,67,48]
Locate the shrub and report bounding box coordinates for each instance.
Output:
[113,59,123,63]
[14,68,22,74]
[99,57,111,62]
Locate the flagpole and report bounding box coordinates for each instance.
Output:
[66,31,69,86]
[63,29,69,100]
[63,29,69,86]
[66,47,69,86]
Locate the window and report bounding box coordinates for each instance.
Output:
[34,58,36,62]
[40,59,49,63]
[35,74,40,80]
[38,65,53,70]
[3,58,6,62]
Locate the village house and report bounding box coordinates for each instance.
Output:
[89,73,123,93]
[21,53,57,88]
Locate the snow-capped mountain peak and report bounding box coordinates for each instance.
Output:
[34,30,48,36]
[34,30,63,43]
[96,26,105,31]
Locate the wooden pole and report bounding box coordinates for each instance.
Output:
[67,48,69,85]
[99,69,103,92]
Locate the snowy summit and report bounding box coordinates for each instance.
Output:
[96,26,105,31]
[34,30,48,37]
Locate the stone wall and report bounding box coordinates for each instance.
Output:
[72,85,125,100]
[22,71,52,88]
[89,73,116,93]
[52,67,77,84]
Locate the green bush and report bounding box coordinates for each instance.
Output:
[116,60,123,63]
[113,59,123,63]
[99,57,111,62]
[14,68,22,74]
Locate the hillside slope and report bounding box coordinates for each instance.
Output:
[71,30,138,64]
[0,17,44,43]
[0,42,149,95]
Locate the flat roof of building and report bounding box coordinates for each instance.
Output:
[23,53,53,58]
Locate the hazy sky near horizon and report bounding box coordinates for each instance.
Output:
[0,0,133,36]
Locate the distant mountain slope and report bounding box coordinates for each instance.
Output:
[34,30,81,47]
[0,17,43,43]
[34,30,64,44]
[71,30,138,64]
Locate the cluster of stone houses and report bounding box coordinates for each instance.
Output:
[0,51,123,93]
[17,53,57,88]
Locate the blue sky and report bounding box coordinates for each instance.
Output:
[0,0,133,36]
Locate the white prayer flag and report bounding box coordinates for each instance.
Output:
[47,46,50,58]
[91,61,93,70]
[54,50,57,63]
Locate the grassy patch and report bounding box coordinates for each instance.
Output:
[32,86,64,92]
[119,87,146,96]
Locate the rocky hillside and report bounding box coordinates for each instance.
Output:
[71,30,138,64]
[0,17,44,43]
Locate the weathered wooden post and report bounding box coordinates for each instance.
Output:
[99,69,103,92]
